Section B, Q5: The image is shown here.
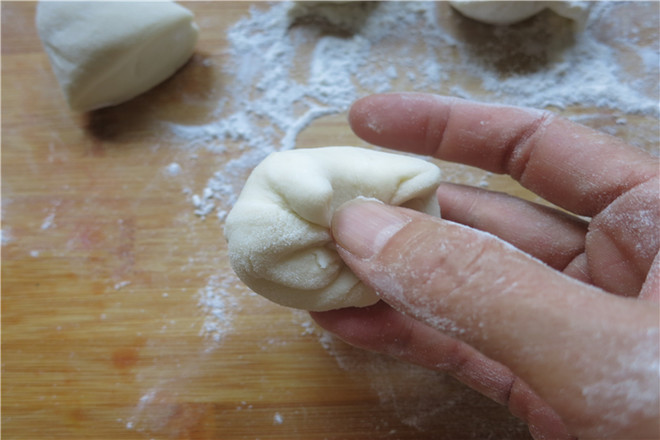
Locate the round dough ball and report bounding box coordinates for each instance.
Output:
[36,1,198,111]
[224,147,442,311]
[449,1,548,26]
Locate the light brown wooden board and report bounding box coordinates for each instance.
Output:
[2,3,657,440]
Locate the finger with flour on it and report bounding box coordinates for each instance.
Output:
[348,93,657,218]
[311,301,574,440]
[331,199,659,439]
[434,182,589,281]
[350,93,660,297]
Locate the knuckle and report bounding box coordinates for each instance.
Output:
[503,111,555,181]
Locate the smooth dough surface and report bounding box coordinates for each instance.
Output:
[449,1,546,25]
[36,1,198,112]
[224,147,442,311]
[449,1,590,26]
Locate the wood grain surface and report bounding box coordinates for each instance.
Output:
[2,2,657,440]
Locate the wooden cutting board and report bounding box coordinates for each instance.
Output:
[2,3,657,440]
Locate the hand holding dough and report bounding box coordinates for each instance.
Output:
[36,1,198,111]
[224,147,442,311]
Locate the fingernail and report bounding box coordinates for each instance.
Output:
[332,200,410,259]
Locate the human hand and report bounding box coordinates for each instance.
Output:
[311,93,659,439]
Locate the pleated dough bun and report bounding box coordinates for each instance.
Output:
[224,147,442,311]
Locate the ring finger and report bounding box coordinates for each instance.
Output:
[310,302,574,439]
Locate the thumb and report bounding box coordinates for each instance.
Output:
[332,200,659,439]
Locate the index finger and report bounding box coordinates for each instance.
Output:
[349,93,658,217]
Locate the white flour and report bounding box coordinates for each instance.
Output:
[196,273,241,343]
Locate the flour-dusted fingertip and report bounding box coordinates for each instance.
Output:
[332,200,410,260]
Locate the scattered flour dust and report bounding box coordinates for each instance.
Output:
[196,273,242,344]
[164,162,182,176]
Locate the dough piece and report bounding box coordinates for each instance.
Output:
[224,147,442,311]
[36,1,199,112]
[449,1,548,25]
[449,1,590,27]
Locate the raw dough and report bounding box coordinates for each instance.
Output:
[449,1,590,26]
[449,1,546,25]
[224,147,442,311]
[36,1,198,112]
